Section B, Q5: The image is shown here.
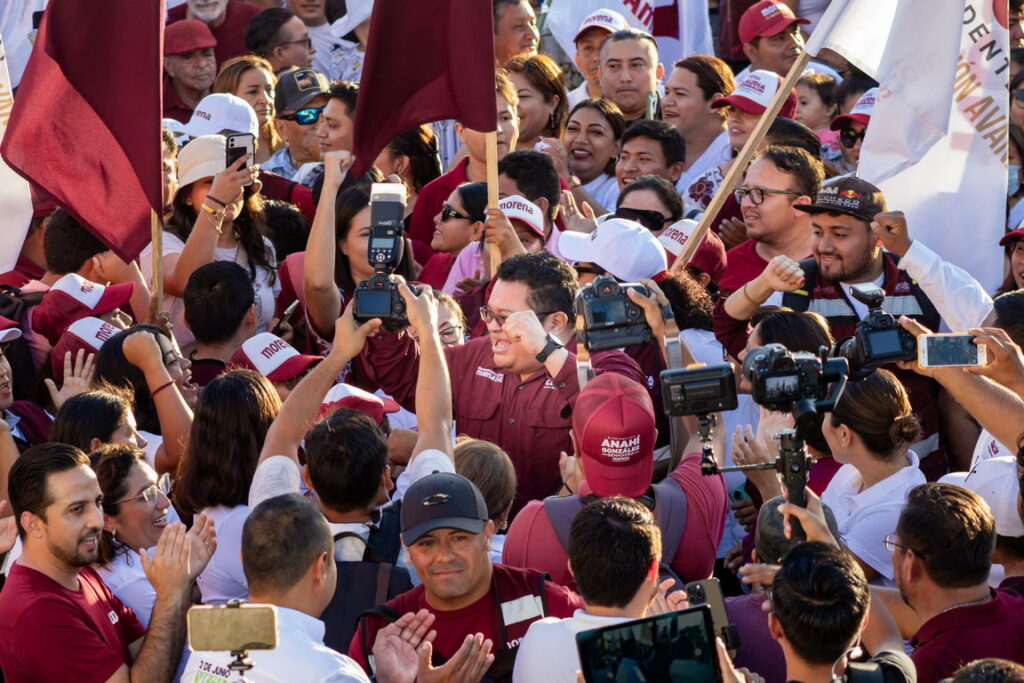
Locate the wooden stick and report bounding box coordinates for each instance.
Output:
[485,130,501,279]
[670,52,812,271]
[149,208,164,322]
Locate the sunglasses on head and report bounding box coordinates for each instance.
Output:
[279,106,323,125]
[840,127,866,149]
[614,207,668,232]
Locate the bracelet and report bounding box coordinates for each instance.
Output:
[151,380,175,398]
[562,480,575,495]
[205,193,228,207]
[567,175,582,189]
[199,203,225,233]
[741,282,760,306]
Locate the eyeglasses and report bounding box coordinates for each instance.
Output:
[479,307,557,327]
[438,324,463,344]
[733,187,802,205]
[840,127,867,149]
[883,532,923,557]
[574,263,607,277]
[1013,90,1024,108]
[114,473,171,506]
[441,203,472,222]
[615,206,669,233]
[277,36,312,50]
[278,106,323,125]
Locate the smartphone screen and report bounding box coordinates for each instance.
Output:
[921,335,980,367]
[576,605,719,683]
[225,133,255,185]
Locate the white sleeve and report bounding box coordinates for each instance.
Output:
[248,456,303,509]
[840,507,904,580]
[897,240,993,331]
[392,449,455,502]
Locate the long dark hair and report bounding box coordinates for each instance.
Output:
[383,125,441,194]
[95,325,173,435]
[166,183,277,286]
[53,386,134,453]
[91,443,147,566]
[455,182,488,222]
[334,184,416,295]
[174,370,281,514]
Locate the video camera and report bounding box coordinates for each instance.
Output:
[353,183,408,332]
[575,275,652,352]
[831,284,917,379]
[742,343,848,414]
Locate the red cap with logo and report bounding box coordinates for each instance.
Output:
[574,373,657,498]
[657,219,728,283]
[32,274,134,346]
[739,0,809,45]
[230,332,322,383]
[50,316,120,384]
[318,383,402,425]
[710,70,798,119]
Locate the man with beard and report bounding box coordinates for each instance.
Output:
[167,0,262,66]
[0,444,199,681]
[717,175,947,479]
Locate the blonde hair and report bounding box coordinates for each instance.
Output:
[214,55,282,154]
[454,439,516,523]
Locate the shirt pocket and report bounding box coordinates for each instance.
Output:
[455,398,502,440]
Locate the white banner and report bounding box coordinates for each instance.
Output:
[545,0,712,76]
[0,32,33,274]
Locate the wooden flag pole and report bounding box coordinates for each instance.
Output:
[149,209,163,323]
[485,130,501,279]
[670,51,812,271]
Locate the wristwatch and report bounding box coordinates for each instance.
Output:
[535,334,565,363]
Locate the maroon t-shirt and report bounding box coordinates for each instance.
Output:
[188,357,228,387]
[0,564,146,682]
[418,252,457,290]
[167,1,262,66]
[725,594,786,683]
[718,239,769,298]
[910,588,1024,683]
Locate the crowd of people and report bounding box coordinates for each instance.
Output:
[1,0,1024,681]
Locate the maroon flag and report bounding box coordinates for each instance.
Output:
[351,0,497,178]
[1,0,164,261]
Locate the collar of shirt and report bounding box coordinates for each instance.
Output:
[276,605,328,647]
[264,147,300,179]
[834,451,922,513]
[3,410,25,443]
[911,589,1011,647]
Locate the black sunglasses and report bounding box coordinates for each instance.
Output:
[840,127,866,149]
[614,207,668,232]
[278,106,323,125]
[441,203,472,222]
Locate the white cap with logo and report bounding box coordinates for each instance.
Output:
[184,93,260,139]
[559,218,668,282]
[573,8,630,42]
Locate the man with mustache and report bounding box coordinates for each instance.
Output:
[597,29,664,124]
[167,0,262,66]
[738,0,809,79]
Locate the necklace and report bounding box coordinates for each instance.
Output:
[940,593,990,614]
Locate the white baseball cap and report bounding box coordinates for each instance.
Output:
[573,8,629,42]
[559,218,668,282]
[711,69,797,118]
[960,456,1024,537]
[499,195,545,239]
[831,87,878,130]
[162,118,190,148]
[230,332,322,383]
[184,93,259,138]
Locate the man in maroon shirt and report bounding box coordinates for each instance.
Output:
[162,20,217,124]
[880,483,1024,682]
[358,253,645,515]
[502,372,728,588]
[167,0,262,66]
[0,443,198,681]
[350,472,581,681]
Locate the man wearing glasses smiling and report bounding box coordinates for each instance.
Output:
[263,67,330,181]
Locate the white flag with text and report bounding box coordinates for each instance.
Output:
[0,32,33,273]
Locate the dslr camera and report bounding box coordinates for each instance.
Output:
[660,364,738,416]
[832,284,917,379]
[742,343,848,414]
[576,275,652,352]
[354,183,408,331]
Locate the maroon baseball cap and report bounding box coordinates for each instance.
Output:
[658,219,728,283]
[33,274,134,346]
[50,316,120,384]
[164,19,216,57]
[230,332,321,383]
[999,227,1024,246]
[574,373,657,498]
[318,383,401,425]
[739,0,809,45]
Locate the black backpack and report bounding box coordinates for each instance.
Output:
[0,285,46,402]
[319,501,413,654]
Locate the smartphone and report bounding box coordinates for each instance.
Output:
[685,578,739,658]
[917,333,986,368]
[272,298,301,334]
[225,132,255,186]
[187,603,277,652]
[576,604,720,683]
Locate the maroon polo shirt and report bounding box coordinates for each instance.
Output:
[910,588,1024,683]
[162,75,194,124]
[167,1,262,66]
[358,332,645,516]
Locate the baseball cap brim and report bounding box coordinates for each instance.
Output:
[830,112,870,131]
[710,95,767,115]
[94,282,134,317]
[793,202,874,223]
[749,15,809,41]
[999,228,1024,246]
[558,230,597,264]
[0,327,22,344]
[401,517,486,546]
[265,353,321,383]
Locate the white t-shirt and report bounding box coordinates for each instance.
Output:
[140,233,280,349]
[580,173,620,212]
[798,0,832,34]
[179,606,370,682]
[566,81,592,112]
[306,22,337,78]
[196,504,250,604]
[138,430,163,470]
[675,131,732,203]
[970,427,1015,469]
[821,452,926,582]
[513,610,636,683]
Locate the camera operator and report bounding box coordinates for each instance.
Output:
[502,371,728,589]
[719,176,946,480]
[357,252,645,516]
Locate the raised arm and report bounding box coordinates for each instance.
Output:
[722,255,806,322]
[259,301,382,465]
[303,150,354,341]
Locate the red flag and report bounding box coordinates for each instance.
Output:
[0,0,164,262]
[351,0,497,178]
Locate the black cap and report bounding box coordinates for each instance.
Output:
[794,176,887,223]
[274,67,330,114]
[401,473,489,545]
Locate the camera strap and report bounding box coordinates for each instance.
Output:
[659,317,690,467]
[575,312,595,389]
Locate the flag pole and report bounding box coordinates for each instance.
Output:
[670,51,812,271]
[149,208,164,323]
[485,130,501,278]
